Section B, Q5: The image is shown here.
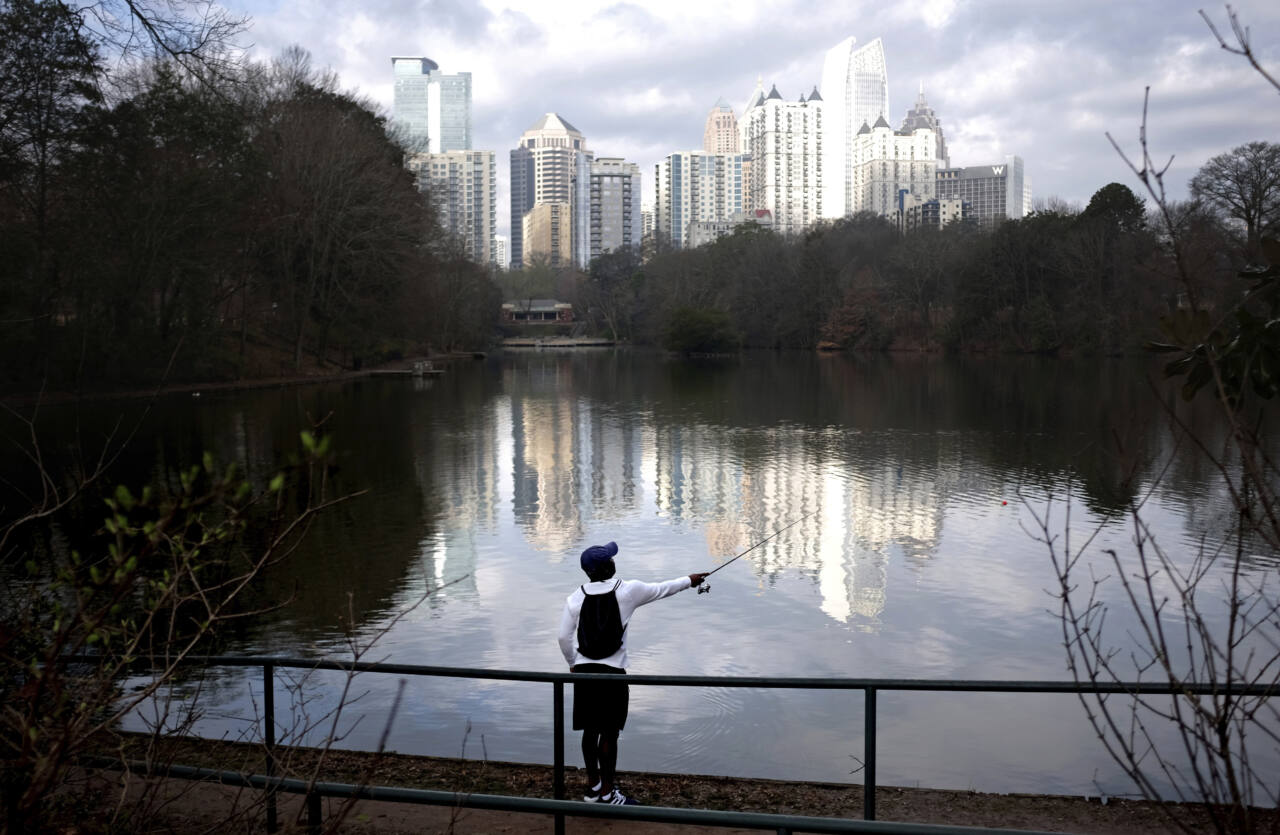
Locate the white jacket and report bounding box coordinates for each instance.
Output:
[558,576,693,670]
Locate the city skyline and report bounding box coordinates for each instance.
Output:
[227,0,1280,240]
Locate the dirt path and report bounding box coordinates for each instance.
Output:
[71,736,1253,833]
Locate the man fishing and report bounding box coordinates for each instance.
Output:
[558,540,708,806]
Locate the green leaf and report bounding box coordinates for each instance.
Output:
[203,451,214,473]
[300,430,316,452]
[115,484,135,511]
[269,473,285,493]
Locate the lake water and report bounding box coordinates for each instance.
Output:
[14,350,1277,798]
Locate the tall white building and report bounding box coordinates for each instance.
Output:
[494,234,508,269]
[818,37,889,219]
[407,150,497,264]
[589,158,642,259]
[742,84,823,236]
[509,113,592,269]
[849,116,937,219]
[654,151,745,249]
[391,56,472,152]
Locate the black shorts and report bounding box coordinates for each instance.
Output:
[572,663,628,731]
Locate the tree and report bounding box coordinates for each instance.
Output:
[1081,182,1146,235]
[0,424,355,831]
[0,0,102,374]
[1190,141,1280,258]
[584,246,641,341]
[253,53,430,370]
[661,306,738,354]
[1041,8,1280,832]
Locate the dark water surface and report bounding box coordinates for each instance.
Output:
[10,350,1275,797]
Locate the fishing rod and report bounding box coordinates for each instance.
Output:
[696,511,818,594]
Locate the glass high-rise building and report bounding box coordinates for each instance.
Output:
[391,56,472,152]
[818,37,889,219]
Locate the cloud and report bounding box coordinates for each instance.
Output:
[226,0,1280,233]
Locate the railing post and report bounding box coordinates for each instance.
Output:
[307,790,321,834]
[864,686,877,821]
[554,679,565,835]
[264,661,277,833]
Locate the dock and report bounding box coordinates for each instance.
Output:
[502,337,616,348]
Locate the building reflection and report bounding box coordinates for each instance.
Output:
[416,355,966,628]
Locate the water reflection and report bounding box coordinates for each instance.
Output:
[6,350,1277,795]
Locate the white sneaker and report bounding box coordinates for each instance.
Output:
[602,789,638,805]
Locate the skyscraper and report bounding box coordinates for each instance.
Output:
[509,113,591,269]
[703,98,739,154]
[935,156,1029,227]
[589,158,642,259]
[407,150,497,264]
[849,116,937,219]
[523,202,572,268]
[494,234,509,270]
[900,84,949,168]
[742,84,823,236]
[654,151,745,249]
[391,57,472,152]
[818,37,889,218]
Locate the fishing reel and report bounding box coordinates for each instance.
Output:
[697,583,711,594]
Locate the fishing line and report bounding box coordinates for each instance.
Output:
[697,510,818,594]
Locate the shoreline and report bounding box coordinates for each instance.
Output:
[0,353,483,409]
[83,733,1262,833]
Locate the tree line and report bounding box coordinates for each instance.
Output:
[565,142,1278,356]
[0,0,497,392]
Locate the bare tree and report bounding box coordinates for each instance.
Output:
[1190,142,1280,259]
[1036,7,1280,833]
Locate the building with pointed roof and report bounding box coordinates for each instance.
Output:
[703,98,739,155]
[818,36,889,219]
[849,115,938,220]
[900,84,949,168]
[509,113,592,269]
[742,83,824,236]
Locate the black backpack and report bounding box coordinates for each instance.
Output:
[576,581,626,659]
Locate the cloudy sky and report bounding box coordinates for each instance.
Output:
[226,0,1279,237]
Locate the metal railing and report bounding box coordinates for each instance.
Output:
[93,655,1277,834]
